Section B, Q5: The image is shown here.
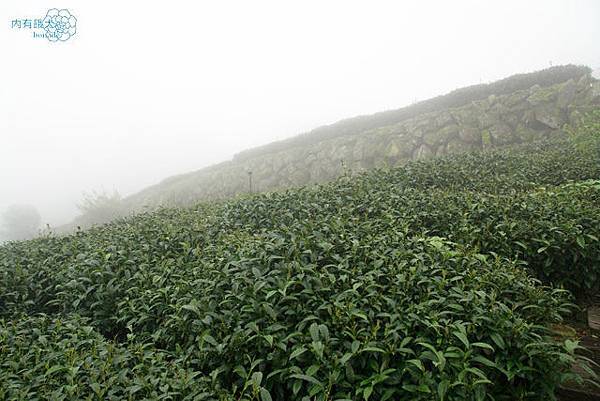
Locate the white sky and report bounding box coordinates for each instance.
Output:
[1,0,599,226]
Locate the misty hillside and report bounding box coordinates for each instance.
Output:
[5,1,600,399]
[63,65,600,229]
[2,109,600,399]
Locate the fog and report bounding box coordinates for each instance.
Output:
[1,0,599,228]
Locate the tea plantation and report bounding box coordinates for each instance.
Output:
[1,112,599,400]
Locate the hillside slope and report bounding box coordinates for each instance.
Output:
[117,66,599,212]
[64,65,599,230]
[2,112,600,400]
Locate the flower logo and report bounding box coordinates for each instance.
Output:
[42,9,76,42]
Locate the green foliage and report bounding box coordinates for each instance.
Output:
[1,110,600,399]
[220,172,600,301]
[0,230,581,400]
[0,314,223,400]
[390,138,600,194]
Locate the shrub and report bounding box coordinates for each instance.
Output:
[1,110,599,400]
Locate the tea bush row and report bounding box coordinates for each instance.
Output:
[0,111,599,399]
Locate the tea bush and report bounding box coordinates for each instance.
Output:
[0,314,220,400]
[1,110,599,400]
[0,236,582,400]
[219,139,600,299]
